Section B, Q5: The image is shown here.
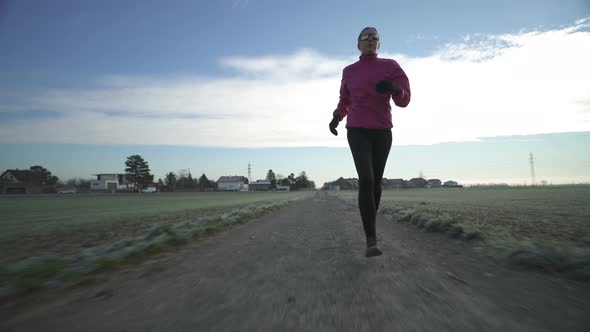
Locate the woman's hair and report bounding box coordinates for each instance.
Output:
[358,27,378,41]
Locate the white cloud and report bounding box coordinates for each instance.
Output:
[1,18,589,147]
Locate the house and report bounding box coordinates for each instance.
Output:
[217,176,248,191]
[331,178,350,190]
[249,179,272,191]
[409,178,428,188]
[91,174,129,191]
[427,179,442,188]
[276,184,290,191]
[325,183,340,190]
[346,178,359,189]
[382,178,405,189]
[327,177,358,190]
[443,180,460,187]
[0,169,48,194]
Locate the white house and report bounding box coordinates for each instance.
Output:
[276,184,290,191]
[217,176,248,191]
[443,180,459,187]
[91,174,129,191]
[249,179,272,191]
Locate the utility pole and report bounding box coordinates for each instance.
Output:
[529,152,536,186]
[248,162,252,183]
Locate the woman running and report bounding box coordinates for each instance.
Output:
[329,27,411,257]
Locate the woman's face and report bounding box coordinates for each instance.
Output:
[357,28,380,55]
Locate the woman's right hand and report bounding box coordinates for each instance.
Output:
[329,115,342,136]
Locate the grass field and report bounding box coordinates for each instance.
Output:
[332,186,590,278]
[0,191,311,263]
[0,191,313,296]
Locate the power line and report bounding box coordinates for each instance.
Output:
[529,152,536,186]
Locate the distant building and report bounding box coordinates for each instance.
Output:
[249,179,272,191]
[276,184,290,191]
[91,174,129,191]
[217,176,248,191]
[409,178,428,188]
[427,179,442,188]
[0,169,48,194]
[382,178,405,189]
[443,180,460,187]
[392,178,406,189]
[345,178,359,189]
[326,177,358,190]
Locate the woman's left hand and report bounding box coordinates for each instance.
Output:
[376,80,401,96]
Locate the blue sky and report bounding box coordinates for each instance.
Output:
[1,0,589,186]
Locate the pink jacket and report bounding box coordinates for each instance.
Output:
[333,54,411,129]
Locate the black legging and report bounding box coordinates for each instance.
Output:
[347,128,392,246]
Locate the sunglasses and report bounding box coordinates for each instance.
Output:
[360,34,379,41]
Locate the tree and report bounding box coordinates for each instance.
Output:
[64,178,91,190]
[295,171,309,190]
[266,169,277,189]
[186,170,195,189]
[176,169,188,189]
[165,172,177,191]
[77,178,91,190]
[279,173,294,187]
[29,165,59,186]
[208,180,217,191]
[287,173,296,185]
[125,155,154,191]
[199,173,210,190]
[65,178,78,188]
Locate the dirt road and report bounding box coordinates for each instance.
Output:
[2,191,589,331]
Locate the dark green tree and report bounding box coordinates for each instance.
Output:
[279,173,295,187]
[29,165,59,185]
[266,169,277,189]
[77,178,91,190]
[64,178,91,190]
[165,172,177,191]
[176,169,188,189]
[65,178,77,188]
[186,170,196,189]
[199,173,210,190]
[295,171,309,189]
[125,155,154,191]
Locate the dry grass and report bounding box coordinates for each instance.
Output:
[332,186,590,280]
[0,193,311,298]
[0,191,311,263]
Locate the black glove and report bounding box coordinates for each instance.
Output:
[376,79,401,96]
[329,115,341,136]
